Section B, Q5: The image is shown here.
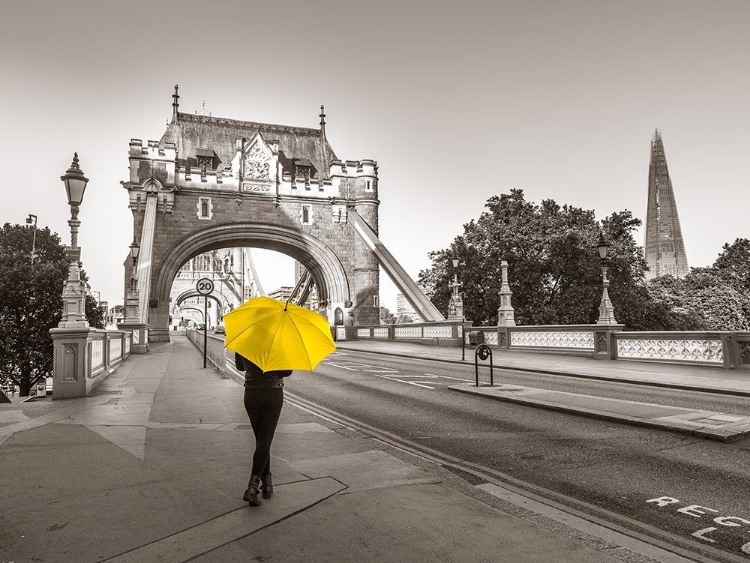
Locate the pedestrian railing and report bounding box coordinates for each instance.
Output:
[186,329,227,370]
[350,321,750,370]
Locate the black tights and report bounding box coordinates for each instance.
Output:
[243,387,284,477]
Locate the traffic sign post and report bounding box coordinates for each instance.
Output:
[196,278,215,369]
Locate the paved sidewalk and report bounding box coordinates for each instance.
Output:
[337,339,750,442]
[0,336,699,563]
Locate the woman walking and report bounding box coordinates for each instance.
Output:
[236,352,292,506]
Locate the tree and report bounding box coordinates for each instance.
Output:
[0,223,102,396]
[379,307,396,325]
[418,190,658,327]
[713,238,750,293]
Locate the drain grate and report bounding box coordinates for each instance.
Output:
[234,424,253,431]
[91,390,123,396]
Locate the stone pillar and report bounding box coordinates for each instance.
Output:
[353,199,380,326]
[49,327,93,399]
[497,260,515,327]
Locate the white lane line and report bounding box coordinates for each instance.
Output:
[324,362,361,371]
[371,373,435,389]
[425,373,472,381]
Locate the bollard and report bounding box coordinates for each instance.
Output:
[474,344,494,387]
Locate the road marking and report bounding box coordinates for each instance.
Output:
[425,373,471,381]
[370,373,435,389]
[646,495,750,555]
[323,362,361,371]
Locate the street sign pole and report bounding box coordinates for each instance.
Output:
[203,295,208,368]
[196,277,215,369]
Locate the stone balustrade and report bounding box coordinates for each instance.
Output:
[50,328,133,399]
[350,322,750,370]
[186,329,227,370]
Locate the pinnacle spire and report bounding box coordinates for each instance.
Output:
[172,85,180,124]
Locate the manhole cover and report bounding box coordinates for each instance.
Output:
[234,424,253,431]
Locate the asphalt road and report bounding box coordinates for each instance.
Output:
[278,348,750,562]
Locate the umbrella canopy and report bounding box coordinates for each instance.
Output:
[224,296,336,372]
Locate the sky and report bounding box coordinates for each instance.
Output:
[1,0,748,311]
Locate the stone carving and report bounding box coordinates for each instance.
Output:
[741,342,750,365]
[484,331,498,346]
[395,326,422,338]
[244,143,271,180]
[110,339,122,362]
[424,326,452,338]
[357,328,370,338]
[617,338,723,364]
[91,340,103,371]
[373,328,389,339]
[511,331,595,349]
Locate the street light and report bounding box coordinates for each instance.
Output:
[129,238,140,290]
[596,231,617,325]
[58,153,90,327]
[26,214,37,265]
[450,258,466,360]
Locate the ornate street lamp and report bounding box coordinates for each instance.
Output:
[26,214,37,265]
[449,258,466,360]
[596,231,617,325]
[129,238,140,290]
[58,154,90,327]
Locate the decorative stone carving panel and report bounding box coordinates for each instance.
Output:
[244,143,271,180]
[357,328,371,338]
[373,328,389,339]
[424,326,452,338]
[484,331,498,346]
[110,339,122,362]
[91,340,104,371]
[395,326,422,338]
[511,331,595,349]
[617,338,723,364]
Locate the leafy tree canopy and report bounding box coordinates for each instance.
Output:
[0,223,103,396]
[418,189,671,329]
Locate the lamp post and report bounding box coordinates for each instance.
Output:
[26,214,37,265]
[449,258,466,360]
[596,231,617,325]
[58,153,90,328]
[129,238,140,290]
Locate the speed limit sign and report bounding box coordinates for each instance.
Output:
[196,277,214,295]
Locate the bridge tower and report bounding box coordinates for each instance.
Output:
[122,88,442,343]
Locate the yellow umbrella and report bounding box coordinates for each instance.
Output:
[224,296,336,372]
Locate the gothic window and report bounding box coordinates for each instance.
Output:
[373,296,379,308]
[366,180,372,191]
[301,204,313,225]
[197,197,213,220]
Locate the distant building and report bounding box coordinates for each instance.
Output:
[644,129,689,279]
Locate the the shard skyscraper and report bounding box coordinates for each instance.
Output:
[644,129,689,279]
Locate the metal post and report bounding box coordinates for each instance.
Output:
[203,295,208,369]
[461,317,466,361]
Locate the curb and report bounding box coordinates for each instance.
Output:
[449,385,750,443]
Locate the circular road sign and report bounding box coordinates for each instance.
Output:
[477,344,491,361]
[196,278,215,295]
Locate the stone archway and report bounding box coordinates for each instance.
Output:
[148,222,351,341]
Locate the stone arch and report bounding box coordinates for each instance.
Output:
[151,222,351,338]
